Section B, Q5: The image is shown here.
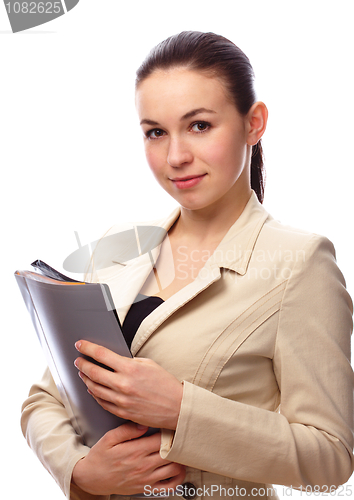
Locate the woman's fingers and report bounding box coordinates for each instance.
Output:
[100,422,150,448]
[86,392,128,419]
[74,339,130,395]
[100,427,185,490]
[75,365,133,420]
[74,340,183,429]
[77,368,112,397]
[150,459,185,480]
[72,424,185,496]
[75,339,128,372]
[150,466,186,493]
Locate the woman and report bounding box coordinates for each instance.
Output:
[21,31,354,500]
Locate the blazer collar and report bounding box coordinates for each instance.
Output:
[207,191,270,275]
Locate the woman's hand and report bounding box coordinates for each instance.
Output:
[74,340,183,430]
[72,422,185,496]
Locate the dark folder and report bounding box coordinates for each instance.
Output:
[15,261,133,447]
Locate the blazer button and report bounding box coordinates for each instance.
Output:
[181,482,197,500]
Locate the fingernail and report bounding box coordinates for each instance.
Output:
[137,424,148,430]
[75,341,81,350]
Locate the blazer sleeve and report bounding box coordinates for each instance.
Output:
[21,367,108,500]
[160,235,354,489]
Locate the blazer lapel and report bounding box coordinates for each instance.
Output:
[131,264,222,355]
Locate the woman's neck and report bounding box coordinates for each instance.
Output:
[171,188,252,247]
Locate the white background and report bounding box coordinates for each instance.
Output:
[1,1,353,498]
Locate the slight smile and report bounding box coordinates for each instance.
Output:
[169,174,207,189]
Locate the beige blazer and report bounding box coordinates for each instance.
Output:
[21,192,354,500]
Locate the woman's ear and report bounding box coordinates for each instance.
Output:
[246,101,268,146]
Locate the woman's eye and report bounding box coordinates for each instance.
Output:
[146,128,165,139]
[190,121,210,133]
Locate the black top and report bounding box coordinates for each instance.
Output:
[122,294,164,349]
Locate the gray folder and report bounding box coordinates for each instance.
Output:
[15,268,132,447]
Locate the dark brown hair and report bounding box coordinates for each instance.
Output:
[136,31,265,203]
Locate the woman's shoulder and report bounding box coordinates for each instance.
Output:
[238,192,335,257]
[261,212,335,255]
[252,214,340,287]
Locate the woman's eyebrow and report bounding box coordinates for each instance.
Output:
[181,108,216,120]
[140,108,216,127]
[140,118,159,126]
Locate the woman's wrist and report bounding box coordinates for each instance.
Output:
[71,457,87,491]
[71,456,98,495]
[169,381,183,430]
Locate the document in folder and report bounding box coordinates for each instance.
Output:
[15,261,133,447]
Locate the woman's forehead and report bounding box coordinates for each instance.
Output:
[135,68,230,118]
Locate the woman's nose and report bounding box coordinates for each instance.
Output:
[167,137,193,167]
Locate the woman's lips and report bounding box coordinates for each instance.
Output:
[170,174,207,189]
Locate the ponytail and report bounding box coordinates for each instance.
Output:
[251,140,265,204]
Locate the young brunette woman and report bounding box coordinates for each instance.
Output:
[21,32,353,500]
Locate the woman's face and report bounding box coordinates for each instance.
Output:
[135,68,253,214]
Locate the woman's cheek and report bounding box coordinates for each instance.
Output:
[145,147,161,175]
[207,135,247,178]
[199,141,231,173]
[144,147,170,190]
